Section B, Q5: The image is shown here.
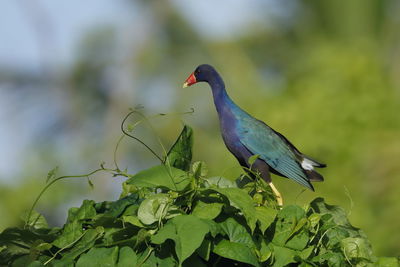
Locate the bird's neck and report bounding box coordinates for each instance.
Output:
[209,77,233,115]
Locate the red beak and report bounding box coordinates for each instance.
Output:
[183,72,197,88]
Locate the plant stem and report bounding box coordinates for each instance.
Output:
[25,168,112,229]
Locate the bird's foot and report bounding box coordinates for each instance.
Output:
[268,182,284,208]
[276,195,283,208]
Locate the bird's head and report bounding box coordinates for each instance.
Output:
[183,64,218,88]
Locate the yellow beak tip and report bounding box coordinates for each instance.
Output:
[182,82,189,88]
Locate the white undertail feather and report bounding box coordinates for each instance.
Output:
[301,158,314,170]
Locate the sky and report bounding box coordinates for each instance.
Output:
[0,0,134,69]
[0,0,292,69]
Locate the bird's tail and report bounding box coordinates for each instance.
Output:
[301,155,326,182]
[305,169,324,182]
[302,155,327,168]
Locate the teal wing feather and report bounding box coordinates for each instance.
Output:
[237,116,313,190]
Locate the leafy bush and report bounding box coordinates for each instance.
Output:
[0,122,398,267]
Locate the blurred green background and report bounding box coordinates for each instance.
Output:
[0,0,399,256]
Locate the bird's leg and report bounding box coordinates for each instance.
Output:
[268,182,283,207]
[247,159,283,206]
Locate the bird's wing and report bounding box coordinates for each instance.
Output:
[237,117,313,190]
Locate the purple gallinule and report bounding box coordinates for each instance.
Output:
[183,64,326,206]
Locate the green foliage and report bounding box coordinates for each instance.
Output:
[0,125,398,266]
[125,165,190,192]
[165,125,193,171]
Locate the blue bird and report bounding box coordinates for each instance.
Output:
[183,64,326,206]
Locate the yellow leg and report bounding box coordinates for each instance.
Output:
[268,182,283,207]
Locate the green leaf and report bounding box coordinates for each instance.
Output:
[122,215,144,227]
[120,182,137,198]
[324,226,351,250]
[28,260,46,267]
[297,263,314,267]
[310,198,376,264]
[137,193,171,225]
[285,231,310,252]
[34,242,52,252]
[0,227,59,265]
[341,237,374,262]
[136,248,158,267]
[272,245,297,267]
[24,210,48,229]
[299,246,314,260]
[247,154,260,166]
[192,201,223,220]
[151,223,177,244]
[210,187,257,232]
[256,238,272,262]
[52,200,97,248]
[309,198,353,228]
[135,229,151,248]
[61,227,104,260]
[117,246,137,267]
[219,217,255,249]
[292,217,308,234]
[165,125,193,171]
[9,255,36,267]
[156,252,177,267]
[104,193,139,217]
[192,161,208,178]
[254,206,277,233]
[198,219,221,238]
[285,217,310,250]
[308,213,320,229]
[122,204,140,216]
[51,258,75,267]
[52,221,84,248]
[213,240,260,267]
[126,165,191,191]
[71,200,97,222]
[151,215,209,265]
[204,176,237,188]
[272,205,306,247]
[312,252,345,266]
[76,247,119,267]
[196,238,211,261]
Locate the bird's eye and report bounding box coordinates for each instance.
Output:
[195,69,200,74]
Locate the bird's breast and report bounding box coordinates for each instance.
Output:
[214,100,253,163]
[219,114,245,156]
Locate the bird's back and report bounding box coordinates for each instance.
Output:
[225,104,318,189]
